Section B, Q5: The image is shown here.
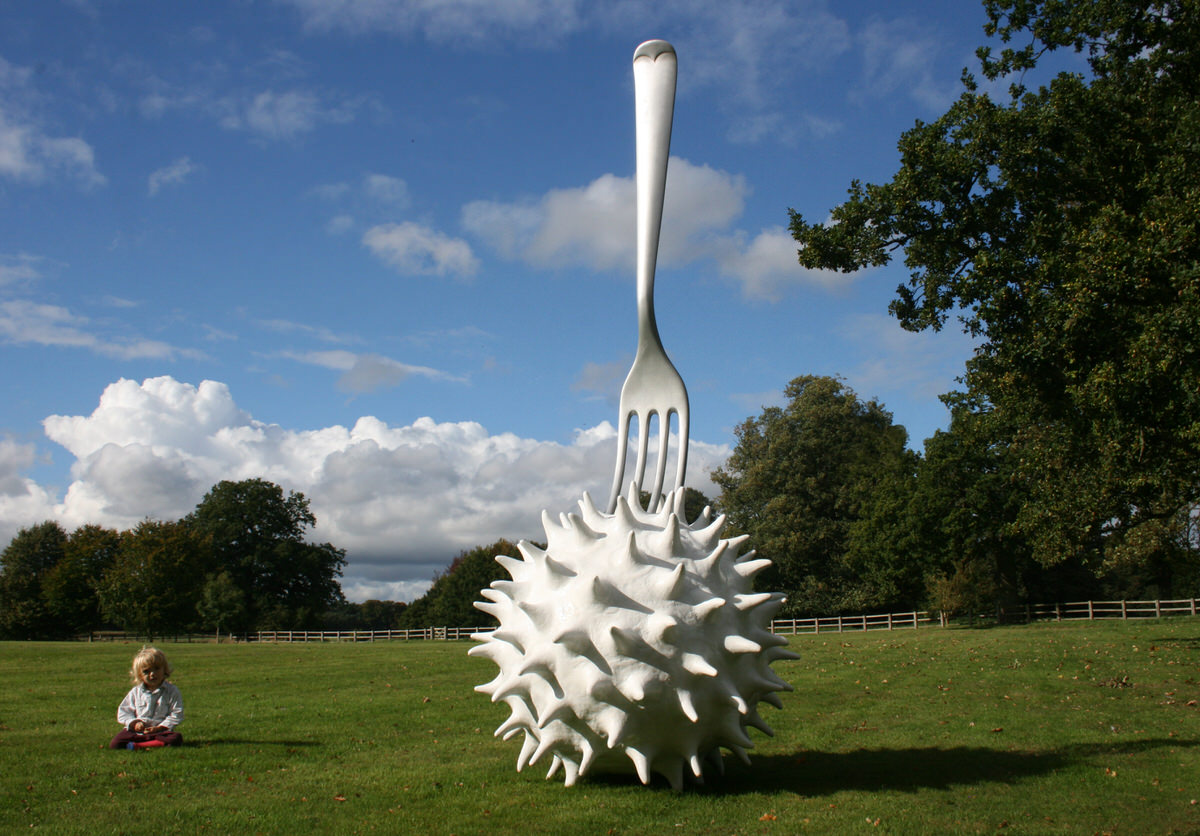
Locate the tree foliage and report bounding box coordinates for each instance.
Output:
[196,570,245,640]
[43,524,120,636]
[188,478,345,629]
[400,539,523,628]
[98,520,206,640]
[0,477,354,637]
[712,376,917,615]
[0,521,67,639]
[790,0,1200,584]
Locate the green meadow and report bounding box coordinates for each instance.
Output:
[1,619,1197,834]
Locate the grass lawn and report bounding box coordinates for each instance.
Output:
[1,619,1197,834]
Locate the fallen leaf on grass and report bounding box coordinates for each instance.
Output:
[1105,768,1118,777]
[334,795,347,802]
[759,813,776,821]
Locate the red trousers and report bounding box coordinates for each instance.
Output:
[109,727,183,749]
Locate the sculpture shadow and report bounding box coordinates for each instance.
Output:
[713,746,1056,796]
[585,738,1198,795]
[705,738,1199,797]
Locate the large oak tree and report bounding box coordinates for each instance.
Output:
[790,1,1200,586]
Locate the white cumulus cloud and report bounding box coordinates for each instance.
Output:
[0,253,42,287]
[219,88,359,141]
[463,159,841,296]
[362,221,479,278]
[0,436,58,526]
[9,376,729,600]
[0,106,105,188]
[284,349,465,393]
[0,299,200,360]
[282,0,584,42]
[715,226,844,301]
[463,158,745,272]
[148,156,197,195]
[363,173,410,207]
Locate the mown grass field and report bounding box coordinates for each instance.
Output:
[1,619,1197,834]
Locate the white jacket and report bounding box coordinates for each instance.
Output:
[116,682,184,730]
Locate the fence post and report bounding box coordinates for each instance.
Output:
[1155,600,1161,618]
[1088,601,1094,620]
[1121,600,1127,620]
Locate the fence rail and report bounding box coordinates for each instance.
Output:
[249,598,1199,642]
[770,611,934,634]
[251,627,480,642]
[80,598,1199,644]
[1018,598,1199,622]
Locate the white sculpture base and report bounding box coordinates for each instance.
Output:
[470,486,797,789]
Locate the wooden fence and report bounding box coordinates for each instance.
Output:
[79,597,1193,644]
[1014,598,1199,622]
[252,626,480,642]
[249,613,936,642]
[770,611,934,634]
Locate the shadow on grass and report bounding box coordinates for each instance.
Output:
[709,738,1199,796]
[194,738,321,748]
[585,738,1198,795]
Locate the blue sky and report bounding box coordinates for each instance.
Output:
[2,0,992,601]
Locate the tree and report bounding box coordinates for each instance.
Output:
[0,521,67,638]
[711,376,917,615]
[400,539,522,629]
[790,1,1200,585]
[681,487,713,525]
[42,524,120,636]
[639,487,713,523]
[907,405,1092,614]
[187,479,345,630]
[357,598,407,629]
[98,520,206,640]
[196,570,245,641]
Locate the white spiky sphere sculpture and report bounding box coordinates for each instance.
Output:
[469,485,797,790]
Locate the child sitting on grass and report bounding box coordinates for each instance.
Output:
[108,646,184,750]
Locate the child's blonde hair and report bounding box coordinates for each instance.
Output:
[129,646,172,685]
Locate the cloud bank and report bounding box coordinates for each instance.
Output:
[2,376,728,601]
[462,157,839,300]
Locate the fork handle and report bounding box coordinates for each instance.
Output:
[632,40,675,353]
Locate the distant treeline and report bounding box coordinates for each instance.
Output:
[0,479,346,640]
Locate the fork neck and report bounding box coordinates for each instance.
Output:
[633,42,675,354]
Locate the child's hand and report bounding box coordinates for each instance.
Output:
[131,720,146,733]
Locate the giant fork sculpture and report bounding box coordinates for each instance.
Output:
[606,40,689,515]
[470,40,795,792]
